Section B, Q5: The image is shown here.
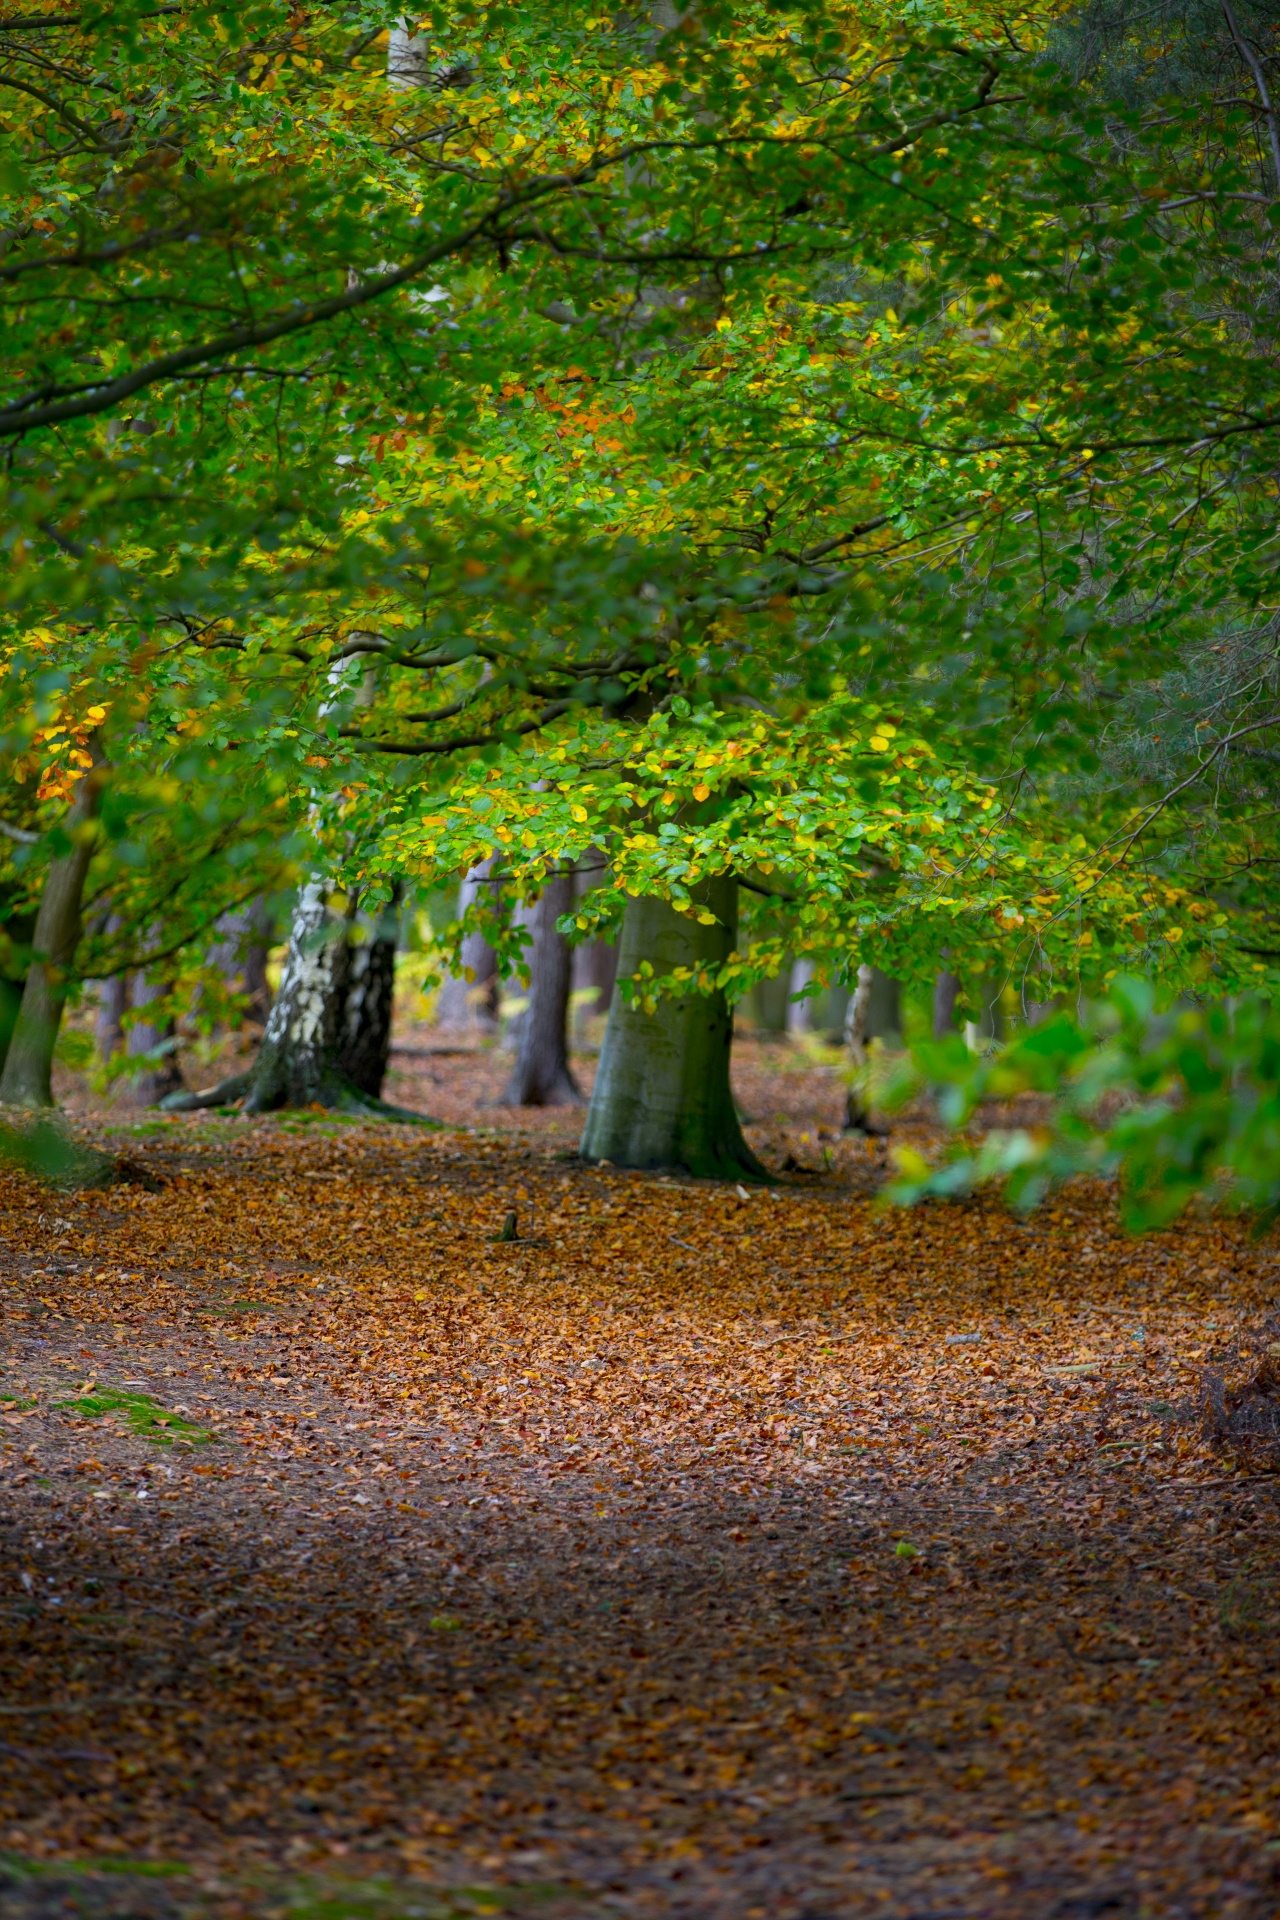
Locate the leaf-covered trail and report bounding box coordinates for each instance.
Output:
[1,1080,1278,1918]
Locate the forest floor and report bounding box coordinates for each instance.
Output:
[1,1036,1279,1920]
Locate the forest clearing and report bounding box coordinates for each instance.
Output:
[1,1043,1277,1919]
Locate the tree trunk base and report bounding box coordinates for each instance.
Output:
[500,1063,583,1108]
[161,1068,435,1124]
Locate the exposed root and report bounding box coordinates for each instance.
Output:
[160,1071,253,1113]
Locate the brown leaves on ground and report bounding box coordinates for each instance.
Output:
[1,1041,1279,1919]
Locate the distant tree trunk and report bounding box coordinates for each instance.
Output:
[842,965,895,1134]
[581,878,767,1180]
[241,907,274,1029]
[503,872,581,1107]
[786,956,815,1034]
[932,970,960,1040]
[435,860,499,1033]
[209,899,276,1031]
[843,963,874,1133]
[340,885,401,1099]
[123,973,185,1107]
[0,757,105,1108]
[95,967,128,1062]
[866,969,902,1045]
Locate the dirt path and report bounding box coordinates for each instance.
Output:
[1,1049,1278,1919]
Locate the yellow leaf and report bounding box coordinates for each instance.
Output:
[693,783,710,801]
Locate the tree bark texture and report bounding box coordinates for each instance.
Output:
[95,974,128,1061]
[123,972,186,1107]
[843,962,874,1132]
[0,759,105,1108]
[240,880,351,1112]
[503,872,581,1107]
[580,879,768,1180]
[166,881,419,1117]
[340,887,401,1099]
[435,861,499,1033]
[786,956,815,1034]
[932,970,960,1040]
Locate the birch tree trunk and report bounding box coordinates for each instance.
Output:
[166,880,422,1118]
[503,871,581,1107]
[240,880,351,1111]
[580,878,767,1180]
[0,757,105,1108]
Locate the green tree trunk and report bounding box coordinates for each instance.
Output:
[580,877,767,1180]
[0,761,105,1108]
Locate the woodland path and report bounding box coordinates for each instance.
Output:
[1,1044,1278,1920]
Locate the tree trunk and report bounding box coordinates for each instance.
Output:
[165,880,425,1119]
[340,886,401,1099]
[580,878,768,1180]
[843,962,874,1133]
[123,973,185,1107]
[503,871,581,1106]
[866,968,902,1045]
[209,899,275,1032]
[0,977,22,1078]
[570,854,617,1035]
[95,973,128,1062]
[435,860,500,1033]
[241,880,351,1111]
[786,956,815,1034]
[932,970,960,1040]
[0,758,105,1108]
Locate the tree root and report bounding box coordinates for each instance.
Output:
[160,1070,436,1126]
[160,1071,253,1113]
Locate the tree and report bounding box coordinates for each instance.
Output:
[502,870,582,1107]
[167,880,412,1116]
[0,752,106,1108]
[123,973,186,1108]
[580,878,765,1178]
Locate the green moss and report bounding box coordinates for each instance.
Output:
[56,1387,215,1447]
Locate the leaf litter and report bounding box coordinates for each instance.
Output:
[1,1043,1279,1919]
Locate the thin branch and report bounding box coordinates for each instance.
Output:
[1222,0,1280,190]
[0,818,39,844]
